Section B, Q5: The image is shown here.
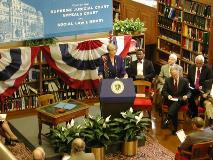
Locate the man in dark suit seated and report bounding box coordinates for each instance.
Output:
[187,55,213,118]
[129,49,155,82]
[175,117,213,160]
[201,79,213,126]
[162,66,191,134]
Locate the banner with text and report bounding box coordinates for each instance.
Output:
[0,0,112,43]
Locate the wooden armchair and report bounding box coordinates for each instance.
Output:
[176,140,213,160]
[38,94,55,106]
[133,80,153,118]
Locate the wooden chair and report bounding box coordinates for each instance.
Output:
[176,140,213,160]
[38,94,55,106]
[161,104,188,128]
[133,80,153,118]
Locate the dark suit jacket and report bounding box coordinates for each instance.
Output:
[129,59,155,81]
[203,79,213,93]
[180,128,213,151]
[162,77,191,101]
[187,64,213,88]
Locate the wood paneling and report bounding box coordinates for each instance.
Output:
[121,0,157,45]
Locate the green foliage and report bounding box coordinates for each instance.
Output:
[113,108,150,142]
[49,120,82,153]
[80,115,119,148]
[24,37,57,46]
[113,18,147,35]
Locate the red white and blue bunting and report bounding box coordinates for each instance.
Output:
[0,35,132,97]
[0,47,39,98]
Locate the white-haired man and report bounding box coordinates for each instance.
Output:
[187,55,213,117]
[157,53,183,92]
[155,54,183,111]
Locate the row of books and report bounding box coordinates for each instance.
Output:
[184,0,211,18]
[159,4,183,21]
[182,38,207,54]
[42,79,98,100]
[26,68,40,81]
[183,13,210,30]
[159,28,181,43]
[132,36,145,50]
[0,96,38,113]
[182,24,209,45]
[159,0,183,8]
[158,38,181,54]
[182,50,196,62]
[12,83,38,98]
[180,62,189,74]
[158,16,182,33]
[42,65,57,79]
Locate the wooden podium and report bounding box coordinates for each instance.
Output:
[100,78,135,118]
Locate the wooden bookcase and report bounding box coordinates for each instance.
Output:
[156,0,212,74]
[0,51,97,114]
[113,0,122,21]
[125,34,145,75]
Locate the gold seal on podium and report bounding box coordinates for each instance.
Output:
[111,80,124,94]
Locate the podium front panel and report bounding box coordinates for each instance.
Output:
[100,78,136,118]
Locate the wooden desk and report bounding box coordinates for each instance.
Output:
[36,99,89,145]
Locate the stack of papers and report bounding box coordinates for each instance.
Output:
[54,102,76,110]
[176,129,186,143]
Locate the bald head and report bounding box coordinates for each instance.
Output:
[33,147,45,160]
[71,138,85,154]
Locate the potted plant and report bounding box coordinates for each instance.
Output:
[49,119,82,153]
[113,107,150,156]
[113,18,147,35]
[80,115,118,160]
[24,37,57,46]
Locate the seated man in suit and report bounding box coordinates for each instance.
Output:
[129,49,155,82]
[157,53,183,92]
[176,117,213,159]
[62,138,95,160]
[187,55,213,117]
[202,79,213,126]
[155,53,183,110]
[162,66,191,134]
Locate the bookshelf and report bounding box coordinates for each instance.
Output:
[125,33,145,74]
[0,51,98,113]
[156,0,212,74]
[113,0,122,21]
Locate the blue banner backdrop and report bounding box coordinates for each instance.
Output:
[0,0,112,43]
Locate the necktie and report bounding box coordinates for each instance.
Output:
[174,79,178,96]
[195,68,200,89]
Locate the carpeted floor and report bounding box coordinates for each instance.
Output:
[6,136,174,160]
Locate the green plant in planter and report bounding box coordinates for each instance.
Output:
[24,37,57,46]
[49,119,82,153]
[113,18,146,35]
[113,107,150,142]
[80,115,119,149]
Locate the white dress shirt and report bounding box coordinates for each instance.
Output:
[137,59,144,76]
[210,84,213,97]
